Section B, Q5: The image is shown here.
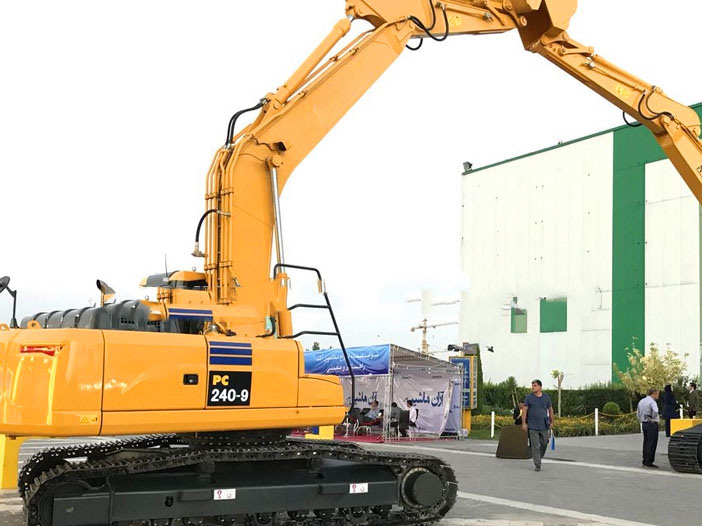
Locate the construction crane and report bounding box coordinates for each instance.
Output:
[411,319,459,355]
[408,296,460,354]
[1,1,702,524]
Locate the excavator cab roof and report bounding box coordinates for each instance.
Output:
[140,270,207,290]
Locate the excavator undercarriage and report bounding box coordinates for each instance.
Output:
[668,424,702,474]
[20,432,457,526]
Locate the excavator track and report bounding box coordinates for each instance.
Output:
[668,423,702,474]
[20,435,457,526]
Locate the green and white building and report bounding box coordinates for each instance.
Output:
[460,104,702,387]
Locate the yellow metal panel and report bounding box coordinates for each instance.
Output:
[0,329,102,436]
[205,337,299,409]
[298,376,343,408]
[103,331,207,411]
[101,406,346,436]
[305,426,335,441]
[671,418,702,436]
[0,435,29,489]
[463,410,472,433]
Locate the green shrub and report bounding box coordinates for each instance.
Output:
[472,411,653,437]
[481,404,512,416]
[602,402,621,415]
[482,381,631,416]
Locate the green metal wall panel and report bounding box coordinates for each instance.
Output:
[611,126,661,381]
[540,298,567,333]
[611,104,702,381]
[511,308,527,333]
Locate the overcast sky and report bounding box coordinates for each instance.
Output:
[1,1,701,356]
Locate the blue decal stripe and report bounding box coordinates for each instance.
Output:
[209,341,252,348]
[169,308,214,315]
[209,348,253,357]
[170,313,213,320]
[209,356,252,366]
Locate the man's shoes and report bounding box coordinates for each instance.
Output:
[534,465,541,472]
[642,463,659,469]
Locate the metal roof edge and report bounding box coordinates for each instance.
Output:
[463,102,702,176]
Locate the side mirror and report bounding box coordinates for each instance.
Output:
[0,276,18,328]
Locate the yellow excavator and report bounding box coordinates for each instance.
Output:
[1,0,702,524]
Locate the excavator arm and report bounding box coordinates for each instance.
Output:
[206,0,702,338]
[349,0,702,196]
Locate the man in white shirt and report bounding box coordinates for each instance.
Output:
[636,388,660,468]
[407,400,419,437]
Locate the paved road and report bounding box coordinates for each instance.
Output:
[369,431,700,525]
[2,432,698,525]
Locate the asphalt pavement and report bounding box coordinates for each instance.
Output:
[2,432,699,525]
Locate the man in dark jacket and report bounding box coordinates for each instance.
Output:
[662,384,678,437]
[513,402,525,425]
[688,382,701,419]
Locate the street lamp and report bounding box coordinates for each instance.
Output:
[0,276,19,328]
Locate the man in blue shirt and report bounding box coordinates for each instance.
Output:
[521,379,554,472]
[636,388,660,468]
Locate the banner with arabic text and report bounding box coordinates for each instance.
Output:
[304,345,391,376]
[339,375,390,410]
[392,368,455,435]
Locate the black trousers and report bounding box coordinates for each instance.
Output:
[642,421,659,466]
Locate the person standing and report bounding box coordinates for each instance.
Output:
[661,384,678,437]
[521,379,554,472]
[688,382,701,419]
[637,388,660,468]
[407,400,419,438]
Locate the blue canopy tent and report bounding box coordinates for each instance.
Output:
[304,344,463,438]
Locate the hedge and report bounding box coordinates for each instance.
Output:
[482,382,633,416]
[471,412,656,437]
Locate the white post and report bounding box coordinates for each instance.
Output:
[595,408,599,437]
[490,411,495,438]
[679,404,684,419]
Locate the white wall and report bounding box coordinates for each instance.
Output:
[645,159,701,377]
[460,133,614,387]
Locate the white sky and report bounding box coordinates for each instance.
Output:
[1,0,701,356]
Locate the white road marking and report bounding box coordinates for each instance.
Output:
[383,444,695,479]
[442,521,591,526]
[0,503,22,513]
[456,492,658,526]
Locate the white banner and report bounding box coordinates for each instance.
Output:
[340,375,390,410]
[392,368,455,435]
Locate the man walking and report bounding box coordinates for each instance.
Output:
[637,388,660,468]
[521,379,554,471]
[688,382,700,419]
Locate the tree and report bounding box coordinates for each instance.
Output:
[551,369,565,417]
[613,338,688,411]
[311,341,321,350]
